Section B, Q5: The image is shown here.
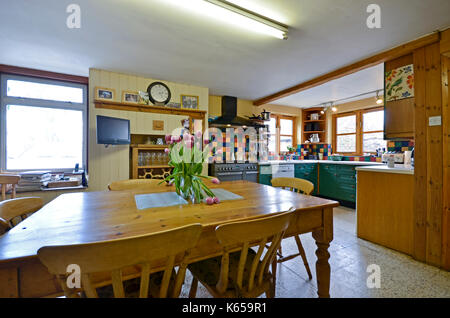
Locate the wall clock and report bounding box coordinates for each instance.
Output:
[147,82,171,106]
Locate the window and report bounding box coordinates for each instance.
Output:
[1,75,87,171]
[333,107,386,155]
[267,114,296,154]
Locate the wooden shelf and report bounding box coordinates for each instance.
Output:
[131,144,168,150]
[95,99,206,119]
[302,107,327,144]
[138,165,171,169]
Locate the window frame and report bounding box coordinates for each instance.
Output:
[269,114,297,155]
[0,74,88,172]
[332,106,384,156]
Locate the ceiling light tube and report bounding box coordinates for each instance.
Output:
[203,0,288,39]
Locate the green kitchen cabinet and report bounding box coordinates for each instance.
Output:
[259,165,272,186]
[318,164,337,198]
[294,163,318,195]
[319,164,356,203]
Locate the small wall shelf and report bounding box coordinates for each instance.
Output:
[302,107,327,144]
[94,99,207,131]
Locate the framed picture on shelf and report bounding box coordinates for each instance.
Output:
[122,90,140,104]
[167,102,181,108]
[138,91,149,105]
[181,95,199,109]
[95,87,115,101]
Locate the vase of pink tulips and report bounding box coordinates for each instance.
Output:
[162,132,221,205]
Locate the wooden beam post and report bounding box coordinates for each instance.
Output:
[413,43,443,267]
[441,50,450,271]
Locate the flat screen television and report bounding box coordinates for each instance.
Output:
[96,115,130,145]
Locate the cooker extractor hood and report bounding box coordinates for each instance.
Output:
[208,96,266,128]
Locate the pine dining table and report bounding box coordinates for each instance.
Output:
[0,180,339,298]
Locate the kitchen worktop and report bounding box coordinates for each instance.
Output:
[258,160,383,166]
[355,164,414,175]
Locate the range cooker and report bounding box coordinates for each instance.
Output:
[209,163,259,183]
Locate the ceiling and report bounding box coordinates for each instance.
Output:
[273,63,385,108]
[0,0,449,106]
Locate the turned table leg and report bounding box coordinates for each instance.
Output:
[312,207,333,298]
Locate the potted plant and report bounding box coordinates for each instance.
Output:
[287,146,296,154]
[162,132,220,205]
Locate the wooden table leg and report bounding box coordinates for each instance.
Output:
[312,207,333,298]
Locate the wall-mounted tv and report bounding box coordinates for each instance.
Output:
[96,115,130,145]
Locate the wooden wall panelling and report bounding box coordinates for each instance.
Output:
[442,55,450,270]
[413,44,443,266]
[413,47,429,262]
[424,43,443,266]
[441,29,450,56]
[88,69,209,191]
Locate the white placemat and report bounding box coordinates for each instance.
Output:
[134,189,243,210]
[135,192,188,210]
[204,188,244,202]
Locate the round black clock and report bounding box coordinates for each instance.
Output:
[147,81,171,105]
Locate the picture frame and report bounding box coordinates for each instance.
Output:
[167,102,181,109]
[181,95,199,109]
[122,90,140,104]
[95,87,115,101]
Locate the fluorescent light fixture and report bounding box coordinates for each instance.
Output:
[164,0,288,39]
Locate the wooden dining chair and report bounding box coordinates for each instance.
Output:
[188,208,294,298]
[270,177,313,280]
[38,224,202,298]
[0,197,43,234]
[108,178,165,191]
[0,174,20,201]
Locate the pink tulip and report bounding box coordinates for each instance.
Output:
[165,134,171,143]
[164,148,169,153]
[185,141,192,148]
[171,135,181,143]
[206,197,214,205]
[211,178,220,184]
[213,197,220,204]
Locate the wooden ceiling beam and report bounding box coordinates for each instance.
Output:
[253,32,441,106]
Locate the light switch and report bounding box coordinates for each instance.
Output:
[428,116,442,126]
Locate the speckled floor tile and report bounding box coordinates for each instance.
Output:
[180,206,450,298]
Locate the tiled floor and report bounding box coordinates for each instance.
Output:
[181,207,450,298]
